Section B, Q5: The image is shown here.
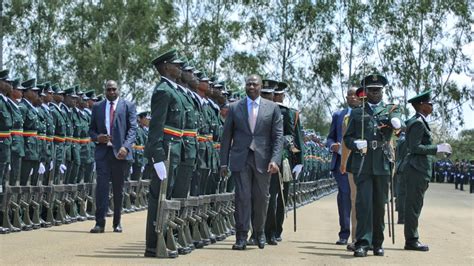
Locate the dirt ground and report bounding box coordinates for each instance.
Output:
[0,183,472,265]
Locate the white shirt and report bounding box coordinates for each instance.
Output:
[105,97,119,135]
[247,96,261,118]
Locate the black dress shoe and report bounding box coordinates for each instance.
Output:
[247,237,257,246]
[336,238,348,245]
[113,224,122,233]
[257,235,265,249]
[232,239,247,250]
[373,247,384,256]
[90,225,105,233]
[346,243,355,251]
[353,247,367,257]
[144,247,178,258]
[275,236,282,242]
[404,241,429,251]
[267,236,278,245]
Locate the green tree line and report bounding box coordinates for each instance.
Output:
[1,0,472,136]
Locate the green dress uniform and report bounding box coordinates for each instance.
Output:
[34,104,48,186]
[343,74,403,255]
[18,81,41,186]
[78,108,95,183]
[60,101,74,184]
[400,90,438,251]
[131,123,147,181]
[191,94,212,196]
[394,132,407,224]
[49,100,67,184]
[69,106,83,184]
[144,74,185,253]
[205,98,222,195]
[7,97,24,186]
[0,93,12,188]
[173,84,199,198]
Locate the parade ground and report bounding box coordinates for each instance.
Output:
[1,183,472,265]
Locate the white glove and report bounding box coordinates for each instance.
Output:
[391,117,401,129]
[130,166,133,174]
[292,164,303,179]
[60,164,67,174]
[141,166,145,173]
[93,163,96,171]
[437,143,452,153]
[354,140,367,150]
[49,161,54,171]
[38,163,46,174]
[153,162,167,180]
[8,164,11,171]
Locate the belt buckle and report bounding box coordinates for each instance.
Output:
[371,140,378,150]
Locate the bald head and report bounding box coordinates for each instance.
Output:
[245,74,262,100]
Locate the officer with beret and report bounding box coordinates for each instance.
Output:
[401,90,452,252]
[343,74,404,257]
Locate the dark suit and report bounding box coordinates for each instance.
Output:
[89,98,137,227]
[327,108,351,240]
[220,97,283,240]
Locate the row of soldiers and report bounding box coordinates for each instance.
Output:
[0,57,336,258]
[433,159,473,192]
[140,49,335,257]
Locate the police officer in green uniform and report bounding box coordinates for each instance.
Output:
[144,49,185,258]
[61,87,76,185]
[402,90,452,252]
[79,91,94,184]
[19,79,41,187]
[131,111,149,181]
[0,69,13,234]
[271,81,304,242]
[343,74,404,257]
[69,87,83,185]
[6,79,24,188]
[49,85,68,185]
[205,82,223,195]
[37,83,55,186]
[394,130,407,224]
[173,62,199,198]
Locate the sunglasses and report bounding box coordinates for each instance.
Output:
[106,87,117,92]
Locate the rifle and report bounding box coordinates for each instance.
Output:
[154,144,181,258]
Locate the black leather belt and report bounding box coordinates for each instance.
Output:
[370,140,386,150]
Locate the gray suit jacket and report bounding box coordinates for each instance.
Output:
[89,98,137,161]
[220,98,283,174]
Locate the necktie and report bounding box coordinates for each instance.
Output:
[249,101,257,151]
[249,101,257,133]
[110,101,115,134]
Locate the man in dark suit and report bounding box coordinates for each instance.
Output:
[327,86,360,246]
[89,80,137,233]
[220,74,283,250]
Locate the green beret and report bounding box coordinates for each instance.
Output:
[408,89,432,104]
[21,78,39,90]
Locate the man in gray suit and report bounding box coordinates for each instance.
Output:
[220,74,283,250]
